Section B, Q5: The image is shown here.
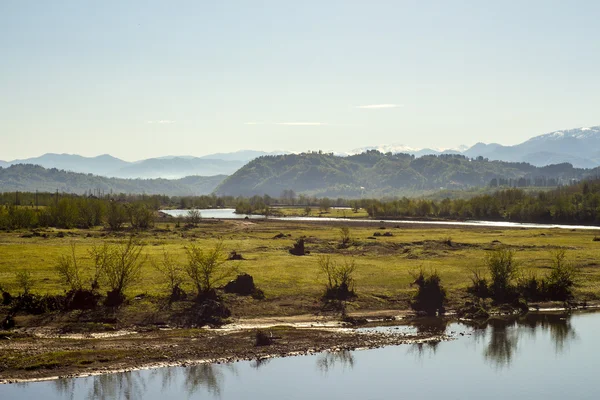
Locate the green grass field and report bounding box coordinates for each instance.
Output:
[1,219,600,315]
[269,207,370,219]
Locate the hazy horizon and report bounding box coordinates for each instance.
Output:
[2,1,599,161]
[3,123,600,163]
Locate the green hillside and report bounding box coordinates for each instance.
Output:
[215,151,597,197]
[0,164,226,196]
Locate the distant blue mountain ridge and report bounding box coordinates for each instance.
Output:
[1,126,599,179]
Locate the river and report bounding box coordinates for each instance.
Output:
[2,311,598,399]
[160,208,600,230]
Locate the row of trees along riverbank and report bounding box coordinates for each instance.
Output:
[3,179,600,230]
[358,180,600,224]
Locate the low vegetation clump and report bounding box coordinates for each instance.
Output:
[289,238,307,256]
[339,226,352,248]
[515,250,577,302]
[192,298,231,326]
[255,329,273,346]
[6,270,68,315]
[228,251,245,260]
[468,248,578,305]
[487,248,520,303]
[223,273,264,299]
[10,293,64,315]
[319,256,357,300]
[2,290,13,306]
[15,270,34,296]
[410,270,446,316]
[2,314,16,330]
[467,269,491,299]
[544,250,577,301]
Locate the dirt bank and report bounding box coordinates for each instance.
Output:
[0,312,441,383]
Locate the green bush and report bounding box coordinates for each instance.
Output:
[467,269,490,298]
[411,270,446,316]
[15,270,34,295]
[486,248,520,303]
[544,250,577,301]
[516,272,543,302]
[509,251,576,302]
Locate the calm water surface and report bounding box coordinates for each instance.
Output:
[160,208,600,230]
[3,312,599,399]
[161,208,262,219]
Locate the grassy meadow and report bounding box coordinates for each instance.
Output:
[269,206,370,219]
[1,219,600,316]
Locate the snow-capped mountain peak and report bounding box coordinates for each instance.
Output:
[528,126,600,142]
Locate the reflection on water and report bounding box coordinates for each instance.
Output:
[411,317,449,335]
[483,319,519,368]
[2,312,596,400]
[316,351,355,374]
[183,364,234,397]
[473,313,577,368]
[52,372,147,400]
[250,357,271,370]
[408,340,441,359]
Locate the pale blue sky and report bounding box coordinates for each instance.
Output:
[1,0,599,161]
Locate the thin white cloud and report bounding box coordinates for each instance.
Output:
[276,122,327,126]
[147,120,175,124]
[356,104,403,109]
[244,122,327,126]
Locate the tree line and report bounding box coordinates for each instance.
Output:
[3,178,600,229]
[0,192,236,230]
[358,179,600,224]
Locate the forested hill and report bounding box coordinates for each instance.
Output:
[214,151,600,198]
[0,164,226,196]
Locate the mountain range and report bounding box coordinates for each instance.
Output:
[349,126,600,168]
[461,126,600,168]
[0,164,226,196]
[2,125,600,196]
[3,127,599,180]
[0,150,285,179]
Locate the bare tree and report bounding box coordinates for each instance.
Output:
[185,241,237,294]
[55,242,83,291]
[89,243,114,290]
[152,248,184,296]
[103,236,146,299]
[339,226,352,246]
[318,255,356,299]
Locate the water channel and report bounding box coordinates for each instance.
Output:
[160,208,600,230]
[2,311,598,399]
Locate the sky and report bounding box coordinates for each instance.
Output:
[1,0,599,161]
